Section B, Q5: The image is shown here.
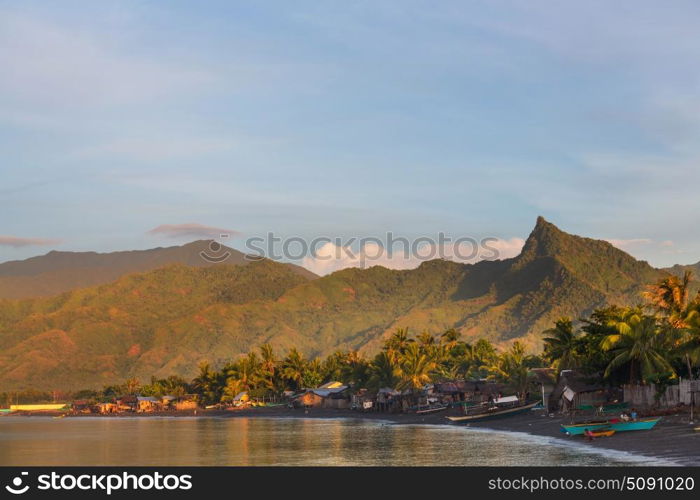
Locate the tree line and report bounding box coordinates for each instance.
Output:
[4,272,697,407]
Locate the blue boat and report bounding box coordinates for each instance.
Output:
[561,417,661,435]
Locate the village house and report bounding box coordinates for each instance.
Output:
[173,395,199,411]
[70,400,92,414]
[136,396,160,413]
[433,380,509,405]
[549,370,617,412]
[117,395,138,412]
[292,381,349,409]
[95,402,118,414]
[161,395,177,409]
[232,392,250,407]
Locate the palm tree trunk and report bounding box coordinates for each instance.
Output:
[686,354,694,380]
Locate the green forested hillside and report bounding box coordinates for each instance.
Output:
[0,240,316,299]
[0,217,671,390]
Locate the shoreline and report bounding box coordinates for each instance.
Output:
[219,406,700,466]
[8,406,697,466]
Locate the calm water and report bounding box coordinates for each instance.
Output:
[0,416,664,466]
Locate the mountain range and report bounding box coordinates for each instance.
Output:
[0,217,687,391]
[0,240,316,299]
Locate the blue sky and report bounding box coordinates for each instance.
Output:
[1,1,700,270]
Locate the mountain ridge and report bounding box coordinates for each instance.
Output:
[0,218,681,391]
[0,240,317,299]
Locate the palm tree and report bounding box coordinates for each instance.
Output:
[384,327,413,354]
[342,350,370,387]
[440,328,460,350]
[302,359,323,388]
[123,378,141,395]
[222,378,244,402]
[191,362,219,403]
[644,271,698,378]
[282,348,306,391]
[471,338,497,378]
[259,343,277,392]
[643,271,693,326]
[417,330,436,348]
[368,351,400,389]
[224,352,260,394]
[542,318,579,371]
[396,343,437,392]
[601,309,675,384]
[483,342,532,399]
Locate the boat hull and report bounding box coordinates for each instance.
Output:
[561,417,661,435]
[446,401,539,422]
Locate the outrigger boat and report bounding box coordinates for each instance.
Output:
[415,403,449,415]
[446,397,540,423]
[561,417,661,435]
[584,428,615,438]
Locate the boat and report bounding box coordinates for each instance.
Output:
[584,428,615,438]
[561,417,661,435]
[446,400,540,422]
[415,403,448,415]
[577,402,629,412]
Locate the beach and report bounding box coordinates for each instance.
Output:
[219,406,700,466]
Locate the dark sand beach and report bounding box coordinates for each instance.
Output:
[220,406,700,466]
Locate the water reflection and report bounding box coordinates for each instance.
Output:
[0,417,652,466]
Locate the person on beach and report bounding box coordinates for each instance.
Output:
[630,408,638,420]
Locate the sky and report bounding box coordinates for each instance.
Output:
[2,0,700,272]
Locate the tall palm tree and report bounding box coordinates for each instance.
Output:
[440,328,460,350]
[483,342,532,399]
[191,362,219,403]
[643,271,693,326]
[384,327,413,354]
[225,352,260,393]
[368,351,400,389]
[542,318,579,371]
[644,271,698,377]
[282,348,306,391]
[417,330,436,348]
[123,378,141,395]
[601,309,675,384]
[680,306,700,371]
[396,343,437,392]
[259,343,278,392]
[302,359,323,388]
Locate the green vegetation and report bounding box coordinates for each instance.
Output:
[5,271,698,407]
[21,329,535,406]
[0,218,686,391]
[543,272,700,385]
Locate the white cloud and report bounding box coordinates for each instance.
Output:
[0,236,62,248]
[147,223,240,240]
[605,238,653,250]
[301,237,525,276]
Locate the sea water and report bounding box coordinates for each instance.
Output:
[0,416,672,466]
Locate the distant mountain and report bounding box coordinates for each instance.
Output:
[664,261,700,278]
[0,217,674,391]
[0,240,316,299]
